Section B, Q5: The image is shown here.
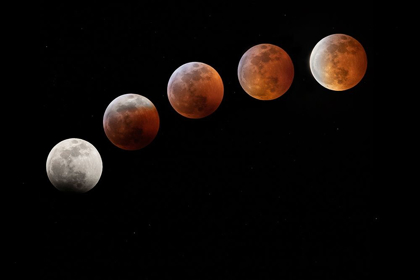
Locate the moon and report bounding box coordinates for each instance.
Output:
[167,62,224,119]
[237,43,294,100]
[103,94,160,150]
[310,34,367,91]
[46,138,103,193]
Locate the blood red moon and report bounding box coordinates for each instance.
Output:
[103,94,160,150]
[167,62,224,119]
[238,43,294,100]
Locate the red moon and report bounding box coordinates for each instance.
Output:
[238,43,294,100]
[167,62,224,119]
[103,94,160,150]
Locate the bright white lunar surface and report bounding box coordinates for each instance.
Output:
[46,138,103,193]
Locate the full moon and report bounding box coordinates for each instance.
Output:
[237,43,294,100]
[103,94,160,150]
[46,138,103,193]
[310,34,367,91]
[167,62,224,119]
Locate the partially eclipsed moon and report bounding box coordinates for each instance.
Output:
[103,94,160,150]
[310,34,367,91]
[46,138,103,193]
[238,43,294,100]
[167,62,224,119]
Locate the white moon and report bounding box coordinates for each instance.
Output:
[46,138,103,193]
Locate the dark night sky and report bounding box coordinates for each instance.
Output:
[37,2,374,279]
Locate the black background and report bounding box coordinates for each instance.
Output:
[38,2,374,279]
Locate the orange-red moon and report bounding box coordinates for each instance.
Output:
[237,43,294,100]
[103,94,160,150]
[310,34,367,91]
[167,62,224,119]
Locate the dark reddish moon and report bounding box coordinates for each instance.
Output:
[237,43,294,100]
[103,94,160,150]
[167,62,224,119]
[310,34,367,91]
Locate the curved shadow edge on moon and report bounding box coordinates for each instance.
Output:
[103,94,160,150]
